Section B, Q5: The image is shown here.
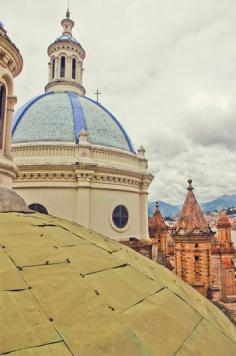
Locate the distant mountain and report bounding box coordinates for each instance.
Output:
[148,194,236,217]
[202,194,236,213]
[148,201,180,218]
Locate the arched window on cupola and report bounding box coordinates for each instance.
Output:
[0,83,6,149]
[60,56,66,78]
[72,58,76,79]
[52,58,55,79]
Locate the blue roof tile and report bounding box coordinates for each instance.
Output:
[12,92,136,154]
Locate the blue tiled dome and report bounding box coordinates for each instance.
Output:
[12,92,136,153]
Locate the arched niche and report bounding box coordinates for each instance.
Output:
[28,203,49,215]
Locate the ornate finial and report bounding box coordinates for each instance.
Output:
[66,0,70,18]
[187,179,193,191]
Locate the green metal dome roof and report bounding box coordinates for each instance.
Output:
[0,212,236,355]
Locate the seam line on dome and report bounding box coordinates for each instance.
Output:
[3,341,66,355]
[83,96,136,154]
[67,91,86,144]
[12,92,53,136]
[82,263,128,277]
[3,247,73,353]
[173,317,203,355]
[120,287,166,313]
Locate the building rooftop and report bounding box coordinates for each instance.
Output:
[1,211,236,354]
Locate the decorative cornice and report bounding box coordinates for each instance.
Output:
[12,142,147,163]
[0,31,23,77]
[45,80,86,95]
[14,163,153,190]
[48,41,85,59]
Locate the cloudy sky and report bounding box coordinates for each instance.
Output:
[2,0,236,204]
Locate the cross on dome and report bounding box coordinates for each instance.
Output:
[94,89,102,102]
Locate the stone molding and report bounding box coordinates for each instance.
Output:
[7,95,17,111]
[0,31,23,77]
[14,163,153,191]
[45,80,85,95]
[0,155,17,178]
[48,41,85,59]
[12,142,148,170]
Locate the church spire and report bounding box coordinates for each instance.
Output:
[176,179,211,234]
[150,202,168,231]
[45,10,86,95]
[172,180,214,297]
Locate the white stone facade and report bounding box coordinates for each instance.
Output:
[12,140,153,240]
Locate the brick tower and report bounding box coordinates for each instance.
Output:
[211,211,236,302]
[172,179,214,296]
[149,202,169,263]
[217,211,233,248]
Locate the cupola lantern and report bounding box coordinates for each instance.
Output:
[45,10,86,95]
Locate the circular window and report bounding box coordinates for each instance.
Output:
[112,205,129,229]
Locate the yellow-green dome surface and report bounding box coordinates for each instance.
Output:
[0,212,236,355]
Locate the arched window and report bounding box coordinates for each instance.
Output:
[60,56,66,78]
[28,203,48,215]
[72,58,76,79]
[52,58,55,79]
[0,83,6,149]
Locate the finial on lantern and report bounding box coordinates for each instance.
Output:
[187,179,193,191]
[66,0,70,18]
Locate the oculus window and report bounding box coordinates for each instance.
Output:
[112,205,128,229]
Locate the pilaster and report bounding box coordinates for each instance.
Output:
[4,95,17,157]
